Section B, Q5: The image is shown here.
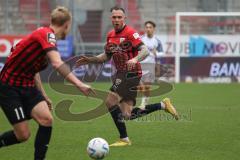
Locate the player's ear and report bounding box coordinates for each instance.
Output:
[64,21,68,29]
[62,21,69,31]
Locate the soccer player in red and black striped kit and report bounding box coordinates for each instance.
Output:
[0,6,95,159]
[75,6,179,147]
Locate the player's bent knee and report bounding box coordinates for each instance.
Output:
[15,130,31,142]
[105,92,119,109]
[105,100,117,109]
[105,101,112,109]
[38,115,53,126]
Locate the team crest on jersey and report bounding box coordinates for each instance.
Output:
[120,38,125,43]
[133,33,140,39]
[115,78,122,85]
[47,33,56,44]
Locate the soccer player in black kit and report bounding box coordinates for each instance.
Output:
[0,6,95,160]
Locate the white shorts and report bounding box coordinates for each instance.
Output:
[141,63,156,83]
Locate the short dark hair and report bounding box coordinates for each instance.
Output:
[110,6,125,13]
[144,21,156,28]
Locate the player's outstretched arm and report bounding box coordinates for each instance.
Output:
[47,50,96,96]
[75,52,109,67]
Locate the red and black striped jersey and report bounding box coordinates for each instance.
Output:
[0,27,57,87]
[105,25,143,76]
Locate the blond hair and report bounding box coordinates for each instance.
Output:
[51,6,71,26]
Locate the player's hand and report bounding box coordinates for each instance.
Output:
[78,83,96,97]
[75,55,92,67]
[44,96,53,111]
[127,58,138,71]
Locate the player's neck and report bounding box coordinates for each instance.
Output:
[49,25,62,39]
[115,24,126,33]
[147,34,154,38]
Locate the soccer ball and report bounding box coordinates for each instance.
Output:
[87,138,109,159]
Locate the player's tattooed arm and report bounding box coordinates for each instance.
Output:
[135,44,149,62]
[95,52,111,63]
[127,44,149,70]
[75,52,110,67]
[127,44,149,66]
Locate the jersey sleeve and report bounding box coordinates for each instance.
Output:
[156,38,163,52]
[34,29,58,52]
[128,29,144,50]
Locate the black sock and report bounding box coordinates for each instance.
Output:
[0,130,20,148]
[34,125,52,160]
[108,105,128,139]
[130,103,162,120]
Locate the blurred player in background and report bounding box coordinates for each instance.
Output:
[139,21,164,108]
[76,6,178,147]
[0,6,94,160]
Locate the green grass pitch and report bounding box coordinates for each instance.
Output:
[0,83,240,160]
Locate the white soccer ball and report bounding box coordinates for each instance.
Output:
[87,138,109,160]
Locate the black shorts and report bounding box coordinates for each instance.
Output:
[0,82,45,125]
[110,72,141,106]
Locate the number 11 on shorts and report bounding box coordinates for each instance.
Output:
[14,107,25,120]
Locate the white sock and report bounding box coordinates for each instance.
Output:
[160,101,166,110]
[121,137,129,142]
[145,97,149,104]
[141,96,149,106]
[140,97,146,106]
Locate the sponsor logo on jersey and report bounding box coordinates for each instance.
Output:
[47,33,56,45]
[115,78,122,85]
[120,38,125,43]
[133,33,140,39]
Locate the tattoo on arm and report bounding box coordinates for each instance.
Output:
[89,56,102,63]
[135,45,149,62]
[91,52,110,63]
